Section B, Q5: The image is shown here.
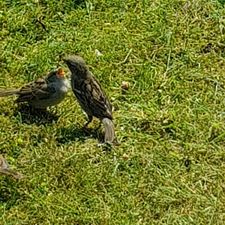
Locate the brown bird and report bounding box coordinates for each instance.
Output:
[0,155,23,179]
[64,55,115,144]
[0,68,70,109]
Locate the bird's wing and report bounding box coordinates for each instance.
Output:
[16,78,56,102]
[76,76,113,119]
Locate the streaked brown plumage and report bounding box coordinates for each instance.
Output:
[0,155,23,179]
[64,55,115,144]
[0,68,70,109]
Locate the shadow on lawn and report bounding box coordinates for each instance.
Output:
[56,125,104,144]
[0,177,23,210]
[13,104,59,125]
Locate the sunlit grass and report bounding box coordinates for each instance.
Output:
[1,0,225,224]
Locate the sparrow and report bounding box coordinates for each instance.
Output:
[0,68,70,109]
[64,55,115,144]
[0,155,23,179]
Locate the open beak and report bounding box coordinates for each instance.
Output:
[56,68,65,78]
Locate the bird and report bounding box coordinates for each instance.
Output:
[0,155,23,179]
[0,68,70,109]
[63,55,115,144]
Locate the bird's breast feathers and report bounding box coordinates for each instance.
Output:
[58,79,70,93]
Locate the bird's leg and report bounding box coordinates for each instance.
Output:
[84,115,93,128]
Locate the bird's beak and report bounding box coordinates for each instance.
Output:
[56,68,65,78]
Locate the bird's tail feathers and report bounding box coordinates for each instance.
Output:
[0,89,19,97]
[102,118,115,144]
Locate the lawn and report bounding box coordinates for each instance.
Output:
[1,0,225,224]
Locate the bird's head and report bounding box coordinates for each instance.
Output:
[47,68,65,82]
[63,55,88,77]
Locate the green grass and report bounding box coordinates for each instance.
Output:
[1,0,225,224]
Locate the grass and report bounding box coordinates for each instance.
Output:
[1,0,225,224]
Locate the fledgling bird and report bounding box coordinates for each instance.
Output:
[64,55,115,144]
[0,68,70,109]
[0,155,23,179]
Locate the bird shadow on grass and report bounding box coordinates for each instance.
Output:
[13,104,59,125]
[0,177,23,210]
[56,125,104,145]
